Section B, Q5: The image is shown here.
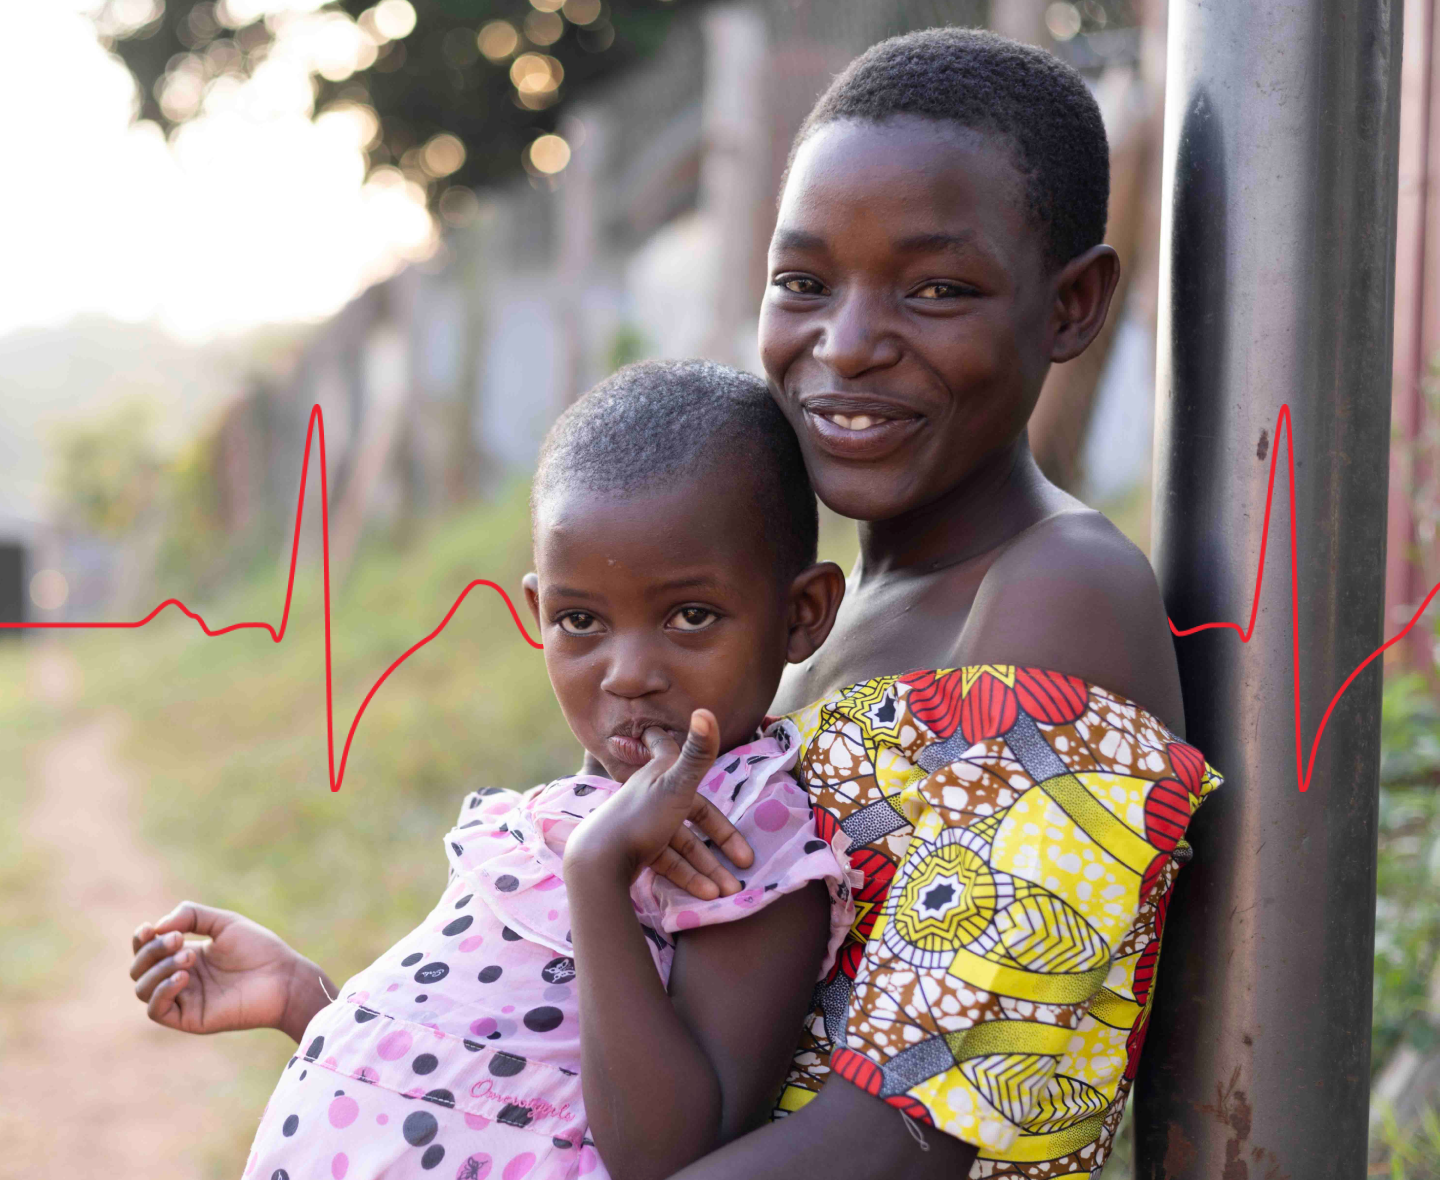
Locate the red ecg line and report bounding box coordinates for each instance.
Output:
[1168,403,1440,793]
[5,401,1437,796]
[0,405,544,793]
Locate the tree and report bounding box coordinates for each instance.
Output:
[99,0,699,207]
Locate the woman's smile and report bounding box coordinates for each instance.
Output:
[798,392,925,461]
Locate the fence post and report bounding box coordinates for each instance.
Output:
[1135,1,1403,1176]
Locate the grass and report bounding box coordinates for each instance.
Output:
[0,642,70,1027]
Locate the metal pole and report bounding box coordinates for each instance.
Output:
[1137,2,1403,1177]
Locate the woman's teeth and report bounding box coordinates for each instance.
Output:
[827,413,882,430]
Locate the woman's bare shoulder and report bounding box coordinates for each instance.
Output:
[953,509,1186,734]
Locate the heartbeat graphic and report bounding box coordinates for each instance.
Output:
[0,405,543,792]
[1167,403,1440,792]
[3,403,1436,795]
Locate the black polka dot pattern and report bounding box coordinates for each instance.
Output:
[494,875,520,893]
[413,962,449,984]
[400,952,423,967]
[478,965,502,983]
[523,1006,564,1033]
[402,1110,438,1147]
[303,1036,324,1062]
[442,915,473,936]
[412,1053,438,1075]
[421,1144,446,1169]
[281,1114,299,1137]
[541,957,575,984]
[488,1052,526,1077]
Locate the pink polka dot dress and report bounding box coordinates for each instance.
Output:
[242,723,858,1180]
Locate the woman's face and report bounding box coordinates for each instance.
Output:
[760,116,1057,523]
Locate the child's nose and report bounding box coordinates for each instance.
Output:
[813,288,901,377]
[599,638,668,698]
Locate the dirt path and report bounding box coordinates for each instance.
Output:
[0,651,255,1179]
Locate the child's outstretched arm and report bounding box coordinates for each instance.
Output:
[129,901,334,1043]
[565,711,832,1180]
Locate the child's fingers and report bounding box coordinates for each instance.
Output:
[151,900,228,939]
[131,922,154,955]
[133,945,196,1003]
[686,797,754,870]
[130,930,184,981]
[665,823,742,897]
[147,969,189,1024]
[650,846,720,901]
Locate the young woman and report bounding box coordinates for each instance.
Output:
[667,28,1221,1180]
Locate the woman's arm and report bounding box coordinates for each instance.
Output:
[668,1073,978,1180]
[566,864,830,1179]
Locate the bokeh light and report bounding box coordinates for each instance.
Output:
[527,133,570,174]
[1045,2,1083,40]
[523,10,564,46]
[370,0,417,41]
[438,185,481,226]
[529,0,566,12]
[477,20,519,62]
[511,53,563,95]
[562,0,603,25]
[420,133,466,177]
[30,570,69,612]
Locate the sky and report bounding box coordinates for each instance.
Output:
[1,0,437,343]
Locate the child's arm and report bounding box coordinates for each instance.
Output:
[564,711,833,1180]
[129,901,334,1042]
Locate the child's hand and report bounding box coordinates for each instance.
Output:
[129,901,334,1043]
[564,709,755,900]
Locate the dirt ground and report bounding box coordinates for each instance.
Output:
[0,650,264,1179]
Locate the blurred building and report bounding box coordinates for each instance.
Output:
[208,0,1159,578]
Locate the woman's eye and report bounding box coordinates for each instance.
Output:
[912,281,968,300]
[557,612,602,636]
[777,275,827,296]
[668,606,718,632]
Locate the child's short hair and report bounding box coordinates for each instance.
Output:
[795,28,1108,268]
[533,360,818,577]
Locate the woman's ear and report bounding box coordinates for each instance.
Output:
[522,573,541,626]
[784,561,846,664]
[1050,244,1121,363]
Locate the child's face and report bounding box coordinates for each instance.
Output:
[525,474,800,783]
[760,116,1058,523]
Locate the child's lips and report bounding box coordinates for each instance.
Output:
[606,734,654,767]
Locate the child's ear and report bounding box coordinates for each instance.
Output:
[784,561,845,664]
[1050,244,1120,363]
[522,573,541,625]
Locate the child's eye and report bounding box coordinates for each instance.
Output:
[668,606,719,632]
[557,611,603,636]
[776,275,828,296]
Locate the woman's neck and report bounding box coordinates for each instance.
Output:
[855,435,1071,582]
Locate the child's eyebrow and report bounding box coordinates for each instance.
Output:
[650,574,724,593]
[891,230,979,255]
[547,585,602,600]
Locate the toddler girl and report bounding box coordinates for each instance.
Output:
[129,360,857,1180]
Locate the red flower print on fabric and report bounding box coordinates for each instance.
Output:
[1014,667,1090,726]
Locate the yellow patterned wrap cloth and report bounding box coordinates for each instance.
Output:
[769,666,1221,1179]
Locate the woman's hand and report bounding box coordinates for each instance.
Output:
[129,901,335,1044]
[565,709,754,899]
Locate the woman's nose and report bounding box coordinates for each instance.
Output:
[599,639,668,698]
[812,288,901,377]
